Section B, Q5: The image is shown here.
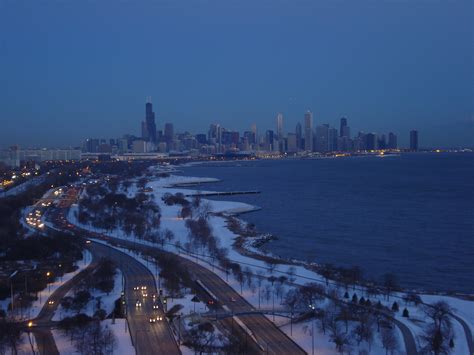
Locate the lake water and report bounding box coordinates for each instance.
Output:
[181,153,474,293]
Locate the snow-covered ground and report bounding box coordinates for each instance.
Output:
[422,294,474,334]
[13,332,38,355]
[66,172,474,355]
[51,319,135,355]
[52,270,123,321]
[275,314,407,355]
[0,174,46,198]
[1,250,92,321]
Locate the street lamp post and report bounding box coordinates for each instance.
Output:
[272,288,275,321]
[309,304,315,355]
[290,308,293,336]
[46,272,51,294]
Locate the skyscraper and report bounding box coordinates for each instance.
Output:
[144,99,157,144]
[287,133,297,153]
[304,110,313,151]
[365,133,377,150]
[388,132,397,149]
[315,124,329,152]
[295,122,302,151]
[164,123,174,143]
[377,134,387,150]
[328,127,338,151]
[276,113,283,140]
[410,130,418,151]
[265,130,274,151]
[340,117,347,137]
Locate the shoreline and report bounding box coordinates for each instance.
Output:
[170,165,474,298]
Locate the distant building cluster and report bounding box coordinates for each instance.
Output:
[0,146,81,168]
[0,100,420,167]
[81,101,418,156]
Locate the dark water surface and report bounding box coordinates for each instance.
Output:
[181,153,474,293]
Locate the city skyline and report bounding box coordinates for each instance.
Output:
[1,1,472,148]
[0,97,471,150]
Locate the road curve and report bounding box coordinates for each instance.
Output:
[31,251,99,355]
[32,213,180,355]
[451,314,473,355]
[76,232,306,354]
[89,241,181,355]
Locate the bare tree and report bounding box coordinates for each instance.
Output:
[380,326,398,355]
[198,201,213,220]
[265,260,277,274]
[192,193,202,209]
[74,320,116,355]
[286,266,297,283]
[352,312,375,351]
[327,315,351,354]
[0,318,22,355]
[185,322,217,354]
[421,301,454,355]
[319,263,335,286]
[382,273,399,301]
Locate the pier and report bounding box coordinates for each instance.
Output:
[184,190,260,197]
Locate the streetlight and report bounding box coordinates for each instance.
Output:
[309,304,315,355]
[46,272,52,294]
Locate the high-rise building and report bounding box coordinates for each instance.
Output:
[221,131,240,146]
[295,122,302,151]
[164,123,174,143]
[387,132,397,149]
[287,133,297,153]
[304,110,313,151]
[265,130,274,151]
[143,99,157,144]
[328,127,338,151]
[377,134,387,150]
[276,113,283,140]
[208,124,222,144]
[410,130,418,151]
[337,136,353,151]
[340,117,347,137]
[83,138,100,153]
[315,124,329,152]
[365,133,377,150]
[251,123,257,139]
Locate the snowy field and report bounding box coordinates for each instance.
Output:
[0,250,92,321]
[52,319,135,355]
[52,270,123,321]
[0,174,46,198]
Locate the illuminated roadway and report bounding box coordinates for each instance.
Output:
[50,206,306,355]
[89,241,181,355]
[31,254,99,355]
[30,190,181,355]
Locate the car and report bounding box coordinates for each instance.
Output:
[156,316,163,321]
[207,300,214,305]
[149,317,156,323]
[133,286,139,291]
[152,294,157,299]
[85,240,91,244]
[48,300,55,305]
[142,292,148,297]
[153,304,159,309]
[141,286,147,290]
[135,300,142,308]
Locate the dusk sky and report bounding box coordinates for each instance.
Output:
[0,0,472,149]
